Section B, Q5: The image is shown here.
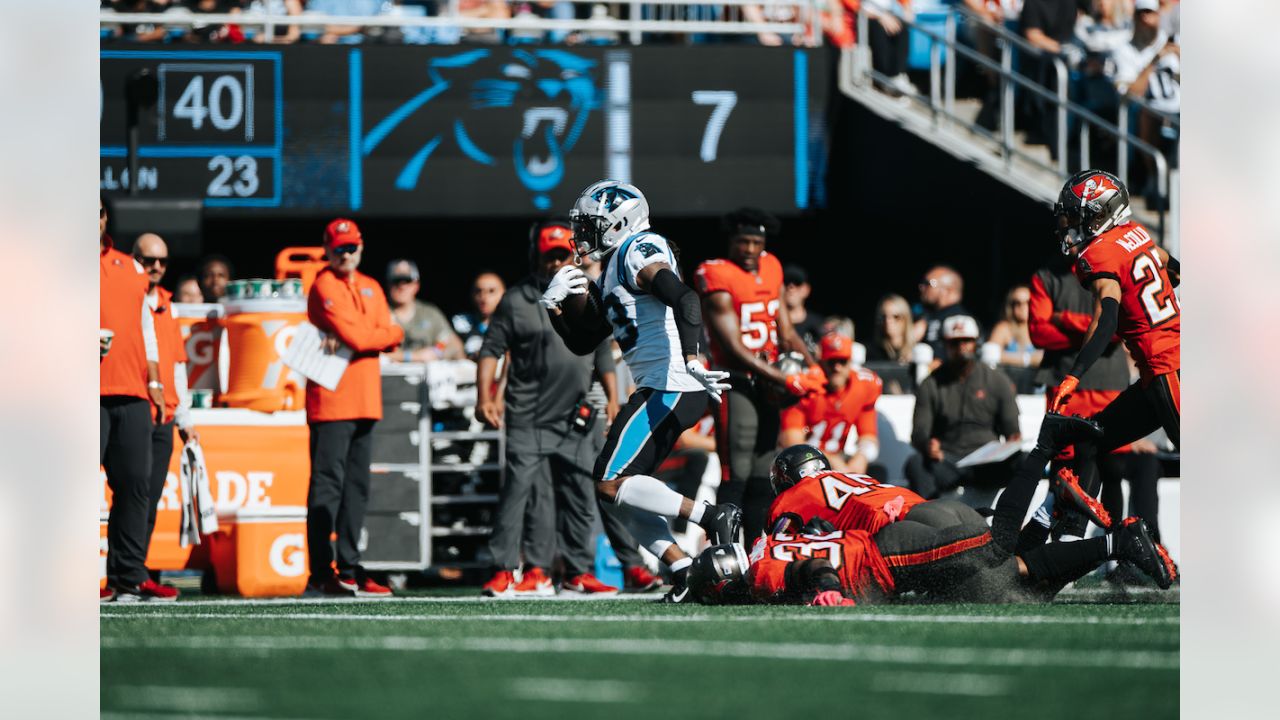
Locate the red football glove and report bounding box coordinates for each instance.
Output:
[1049,375,1080,413]
[810,590,855,607]
[785,365,827,397]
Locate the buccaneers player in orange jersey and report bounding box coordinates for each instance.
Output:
[695,208,822,542]
[766,444,925,536]
[779,333,884,476]
[995,170,1181,548]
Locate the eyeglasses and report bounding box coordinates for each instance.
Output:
[389,275,416,286]
[332,244,361,256]
[134,255,168,267]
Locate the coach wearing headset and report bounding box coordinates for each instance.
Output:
[476,218,618,598]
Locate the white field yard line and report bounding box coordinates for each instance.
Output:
[100,634,1179,671]
[870,672,1014,697]
[100,610,1179,627]
[102,714,296,720]
[123,595,661,607]
[106,685,261,714]
[507,678,641,703]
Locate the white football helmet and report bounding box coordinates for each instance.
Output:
[569,180,650,261]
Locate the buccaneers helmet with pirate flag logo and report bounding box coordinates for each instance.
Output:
[1053,169,1132,255]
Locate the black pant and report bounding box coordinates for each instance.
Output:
[714,380,780,543]
[307,419,375,581]
[145,421,176,551]
[101,396,154,589]
[903,452,1021,503]
[1098,452,1162,542]
[868,19,910,78]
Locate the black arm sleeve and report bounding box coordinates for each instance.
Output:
[1165,255,1180,287]
[648,268,702,358]
[1068,297,1120,379]
[547,281,613,356]
[784,558,843,597]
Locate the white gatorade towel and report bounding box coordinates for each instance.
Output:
[179,440,219,547]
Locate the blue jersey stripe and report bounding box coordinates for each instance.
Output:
[604,391,680,480]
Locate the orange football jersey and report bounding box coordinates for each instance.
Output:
[766,470,925,535]
[1072,222,1180,380]
[746,529,895,603]
[780,367,882,455]
[694,252,784,367]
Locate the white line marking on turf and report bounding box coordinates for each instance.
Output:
[507,678,640,703]
[112,595,662,607]
[100,610,1179,627]
[103,714,305,720]
[100,635,1177,670]
[107,686,261,714]
[870,672,1012,697]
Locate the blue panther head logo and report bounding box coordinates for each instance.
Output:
[361,49,599,210]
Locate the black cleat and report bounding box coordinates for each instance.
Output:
[1111,517,1175,590]
[1036,412,1103,454]
[698,503,742,545]
[656,584,693,604]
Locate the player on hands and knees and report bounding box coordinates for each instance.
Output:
[542,179,742,603]
[992,171,1181,565]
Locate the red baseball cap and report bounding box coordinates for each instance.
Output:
[324,218,363,249]
[537,224,574,255]
[820,333,853,361]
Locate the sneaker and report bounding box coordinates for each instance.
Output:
[1051,467,1111,529]
[482,570,518,598]
[698,503,742,545]
[512,567,555,597]
[890,73,919,96]
[337,575,393,598]
[1036,413,1103,454]
[99,586,115,603]
[657,583,692,604]
[562,573,618,595]
[1111,517,1174,590]
[138,579,180,602]
[623,566,662,593]
[302,576,355,598]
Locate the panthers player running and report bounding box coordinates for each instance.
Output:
[540,180,743,602]
[993,170,1182,549]
[695,208,824,542]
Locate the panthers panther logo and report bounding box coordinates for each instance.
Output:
[361,49,599,210]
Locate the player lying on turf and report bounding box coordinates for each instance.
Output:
[688,499,1175,606]
[766,444,927,537]
[539,180,742,603]
[992,170,1182,553]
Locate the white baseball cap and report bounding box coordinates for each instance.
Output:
[942,315,980,341]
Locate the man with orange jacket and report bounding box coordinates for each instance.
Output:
[304,219,404,597]
[100,197,168,602]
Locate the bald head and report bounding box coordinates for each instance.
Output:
[132,233,169,289]
[921,265,963,309]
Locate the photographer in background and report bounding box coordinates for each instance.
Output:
[476,218,619,598]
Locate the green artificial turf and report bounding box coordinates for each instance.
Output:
[101,593,1178,720]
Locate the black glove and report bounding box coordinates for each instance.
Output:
[802,516,837,535]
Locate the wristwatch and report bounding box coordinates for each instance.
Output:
[148,381,164,390]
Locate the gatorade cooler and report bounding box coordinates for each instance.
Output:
[209,506,309,597]
[275,247,328,295]
[173,303,225,395]
[220,295,307,412]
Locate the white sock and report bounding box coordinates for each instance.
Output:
[688,501,710,525]
[614,475,684,518]
[669,556,692,573]
[621,506,676,559]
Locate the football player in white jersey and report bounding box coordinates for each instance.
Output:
[539,179,743,602]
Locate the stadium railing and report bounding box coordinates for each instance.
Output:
[846,5,1177,252]
[99,2,821,47]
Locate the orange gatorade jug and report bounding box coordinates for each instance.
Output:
[220,282,307,412]
[174,303,225,396]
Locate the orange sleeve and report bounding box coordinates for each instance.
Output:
[780,402,808,431]
[1028,273,1081,350]
[694,261,732,296]
[311,277,404,354]
[854,373,881,439]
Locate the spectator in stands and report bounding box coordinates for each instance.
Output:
[914,264,971,362]
[962,0,1024,130]
[174,275,203,304]
[197,255,233,303]
[987,284,1043,369]
[247,0,304,44]
[905,315,1021,506]
[109,0,170,42]
[385,259,465,363]
[180,0,248,43]
[304,219,403,598]
[1020,0,1082,155]
[862,0,918,97]
[1110,0,1178,202]
[476,219,619,597]
[314,0,383,44]
[452,271,506,360]
[865,293,916,394]
[783,264,825,353]
[101,197,171,602]
[742,2,806,47]
[132,234,199,591]
[455,0,512,43]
